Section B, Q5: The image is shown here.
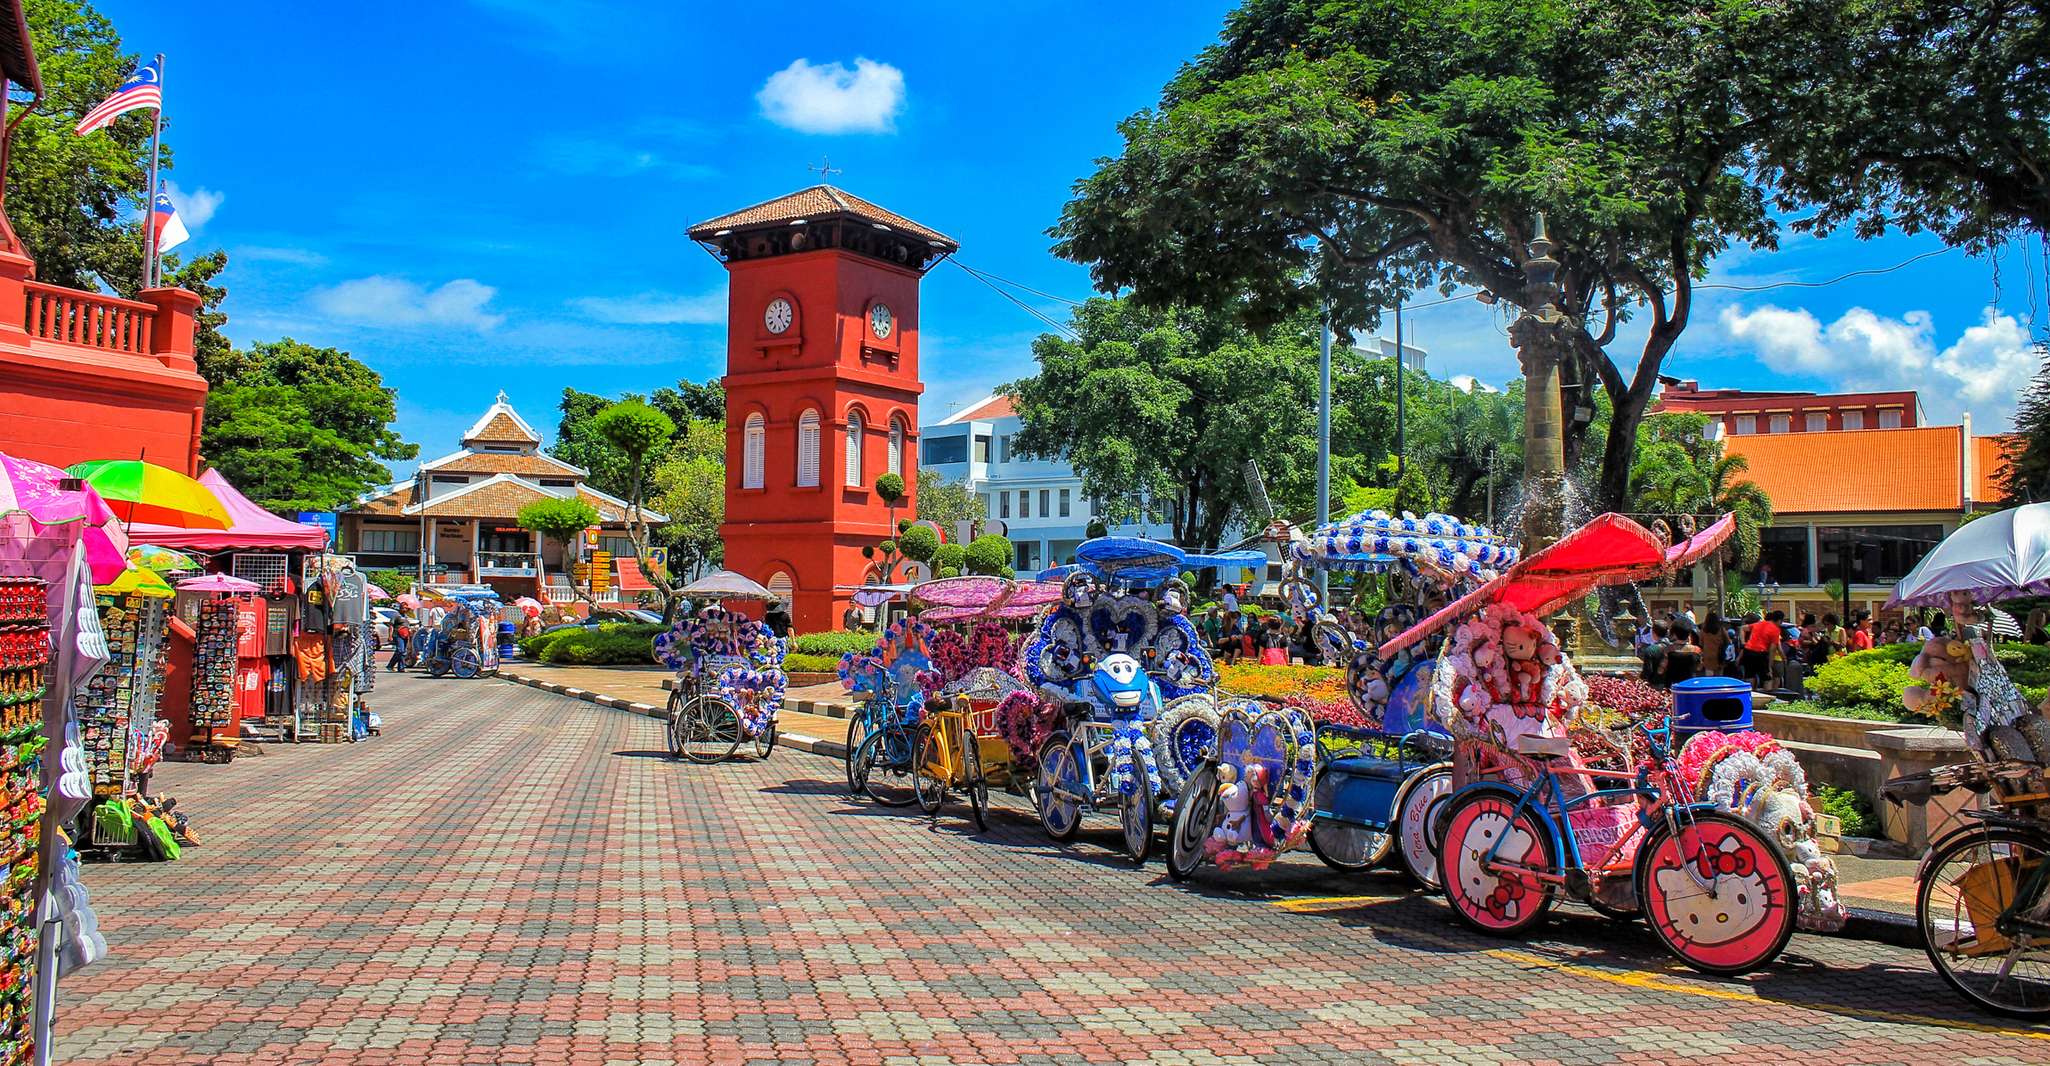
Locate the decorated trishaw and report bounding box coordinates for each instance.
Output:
[655,604,787,764]
[1877,502,2050,1017]
[423,591,502,679]
[1371,513,1819,975]
[1165,510,1516,885]
[1024,537,1265,862]
[840,616,938,805]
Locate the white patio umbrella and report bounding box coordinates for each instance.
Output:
[1890,502,2050,608]
[675,569,776,602]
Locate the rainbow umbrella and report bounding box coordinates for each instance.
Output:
[128,544,201,573]
[1,452,128,582]
[66,460,231,530]
[97,566,175,600]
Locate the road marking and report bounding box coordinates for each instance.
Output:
[1270,895,2050,1041]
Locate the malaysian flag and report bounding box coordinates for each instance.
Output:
[151,191,189,253]
[74,58,161,135]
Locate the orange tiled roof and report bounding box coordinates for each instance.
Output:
[1975,434,2019,504]
[429,452,581,477]
[353,484,415,517]
[944,393,1017,424]
[1724,426,1963,514]
[413,478,557,519]
[688,185,957,249]
[574,487,628,523]
[464,410,539,445]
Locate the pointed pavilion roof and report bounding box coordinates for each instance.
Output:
[461,390,542,448]
[687,184,957,250]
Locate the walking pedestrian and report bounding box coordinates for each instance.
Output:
[387,613,413,671]
[1741,611,1782,690]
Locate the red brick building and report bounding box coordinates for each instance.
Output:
[0,5,206,473]
[1653,380,1922,436]
[688,186,956,631]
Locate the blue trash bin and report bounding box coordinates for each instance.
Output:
[1671,675,1753,734]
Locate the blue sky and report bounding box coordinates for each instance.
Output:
[104,0,2045,480]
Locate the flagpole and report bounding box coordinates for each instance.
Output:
[141,53,164,291]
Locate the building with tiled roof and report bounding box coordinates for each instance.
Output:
[1640,416,2014,622]
[339,393,665,601]
[688,184,957,274]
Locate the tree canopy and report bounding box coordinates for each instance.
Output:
[649,417,726,581]
[1051,0,1784,512]
[915,470,985,539]
[550,377,721,499]
[1999,349,2050,504]
[199,339,417,512]
[1005,297,1319,548]
[1626,413,1773,569]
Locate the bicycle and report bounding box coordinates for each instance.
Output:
[914,697,990,831]
[667,670,742,764]
[1885,759,2050,1018]
[1436,722,1799,975]
[1035,701,1156,863]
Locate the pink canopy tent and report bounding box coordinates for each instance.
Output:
[126,469,329,551]
[1379,513,1736,657]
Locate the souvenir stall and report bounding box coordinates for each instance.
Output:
[74,565,175,800]
[292,557,377,742]
[173,574,257,761]
[1,452,125,1066]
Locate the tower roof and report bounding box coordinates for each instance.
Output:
[688,184,958,251]
[461,390,542,447]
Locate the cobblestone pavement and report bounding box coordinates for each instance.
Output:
[56,675,2050,1064]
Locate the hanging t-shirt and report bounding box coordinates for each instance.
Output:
[291,633,330,681]
[331,570,368,626]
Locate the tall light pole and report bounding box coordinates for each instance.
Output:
[1393,299,1406,476]
[1316,311,1332,600]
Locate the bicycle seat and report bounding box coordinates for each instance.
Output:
[1512,733,1574,761]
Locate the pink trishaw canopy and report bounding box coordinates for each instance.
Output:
[126,469,330,551]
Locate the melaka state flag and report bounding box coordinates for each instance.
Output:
[152,191,189,253]
[74,58,162,135]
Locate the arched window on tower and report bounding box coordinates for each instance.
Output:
[743,413,765,489]
[844,410,865,487]
[888,417,905,476]
[796,409,821,487]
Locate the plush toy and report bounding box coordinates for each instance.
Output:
[1210,764,1248,847]
[1903,636,1971,725]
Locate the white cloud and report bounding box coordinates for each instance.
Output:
[1720,303,2040,429]
[757,58,904,134]
[572,290,725,325]
[312,276,505,331]
[235,245,327,266]
[162,180,223,228]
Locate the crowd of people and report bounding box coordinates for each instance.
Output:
[1635,605,1934,692]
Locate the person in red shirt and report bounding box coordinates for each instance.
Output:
[1741,610,1784,690]
[1848,613,1875,652]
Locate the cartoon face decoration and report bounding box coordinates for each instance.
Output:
[1093,653,1148,708]
[1501,624,1540,663]
[1456,810,1540,923]
[1654,836,1771,946]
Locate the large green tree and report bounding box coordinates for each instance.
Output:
[199,339,417,512]
[1330,349,1524,523]
[549,376,723,498]
[1627,413,1773,569]
[649,417,726,584]
[1006,297,1318,549]
[915,470,985,538]
[1051,0,1779,514]
[1998,348,2050,503]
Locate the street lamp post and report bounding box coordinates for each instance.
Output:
[1317,311,1332,601]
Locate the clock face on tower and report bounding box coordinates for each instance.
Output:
[869,302,894,339]
[763,297,794,335]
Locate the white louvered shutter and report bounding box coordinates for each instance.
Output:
[844,412,864,487]
[797,411,820,487]
[743,414,765,489]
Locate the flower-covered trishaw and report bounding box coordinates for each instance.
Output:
[655,605,787,764]
[1025,537,1264,863]
[839,617,935,805]
[423,591,502,679]
[1392,514,1807,975]
[1165,511,1519,885]
[1879,503,2050,1017]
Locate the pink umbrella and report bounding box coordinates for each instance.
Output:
[0,453,127,582]
[366,583,392,602]
[178,573,260,594]
[396,593,422,609]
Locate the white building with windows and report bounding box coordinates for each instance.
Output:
[920,394,1175,572]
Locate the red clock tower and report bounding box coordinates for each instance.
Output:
[689,186,957,631]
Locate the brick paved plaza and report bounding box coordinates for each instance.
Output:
[53,675,2050,1065]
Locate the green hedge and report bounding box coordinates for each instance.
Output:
[1816,783,1877,839]
[535,623,663,666]
[791,631,879,657]
[1808,641,2050,718]
[784,653,840,673]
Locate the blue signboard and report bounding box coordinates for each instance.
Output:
[297,511,338,548]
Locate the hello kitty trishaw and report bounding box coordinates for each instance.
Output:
[654,605,787,764]
[1406,514,1801,975]
[1026,537,1263,863]
[1163,511,1517,885]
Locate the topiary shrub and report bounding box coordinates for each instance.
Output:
[933,542,966,573]
[897,524,939,563]
[965,534,1012,576]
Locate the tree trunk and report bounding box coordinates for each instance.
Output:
[1596,375,1657,513]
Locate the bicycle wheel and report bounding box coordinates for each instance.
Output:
[1167,763,1219,882]
[1437,788,1555,936]
[679,696,743,765]
[665,689,685,759]
[1308,819,1387,873]
[1121,764,1154,865]
[962,729,989,832]
[1392,766,1453,888]
[753,718,777,760]
[1636,810,1798,976]
[1917,826,2050,1018]
[853,725,918,807]
[1035,732,1084,842]
[844,713,869,796]
[915,725,948,815]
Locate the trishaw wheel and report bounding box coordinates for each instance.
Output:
[854,727,918,808]
[453,649,480,679]
[679,696,743,765]
[1308,820,1386,874]
[1121,769,1153,865]
[914,726,947,815]
[1915,825,2050,1018]
[1392,767,1454,888]
[1168,764,1219,882]
[665,690,685,759]
[1635,811,1797,976]
[753,720,777,760]
[1035,733,1083,842]
[844,715,869,796]
[1437,789,1555,936]
[963,731,989,832]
